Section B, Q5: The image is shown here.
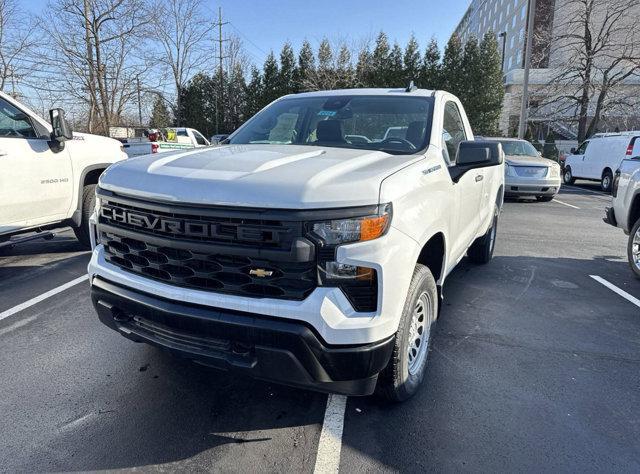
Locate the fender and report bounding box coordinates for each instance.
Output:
[70,163,111,226]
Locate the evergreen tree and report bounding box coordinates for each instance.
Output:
[543,130,559,161]
[371,32,391,87]
[336,44,354,89]
[403,34,421,85]
[355,47,372,87]
[179,73,216,136]
[278,42,297,95]
[441,33,464,97]
[225,63,247,132]
[420,38,441,89]
[388,42,404,87]
[460,36,482,129]
[243,66,264,119]
[261,52,280,108]
[149,95,171,129]
[295,40,315,91]
[475,32,505,135]
[318,39,333,72]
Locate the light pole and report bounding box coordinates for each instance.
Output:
[518,0,536,139]
[499,32,507,73]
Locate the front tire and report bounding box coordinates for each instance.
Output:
[563,167,576,185]
[601,170,613,193]
[628,218,640,279]
[377,264,438,402]
[73,184,96,249]
[468,205,498,264]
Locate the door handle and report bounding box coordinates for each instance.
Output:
[475,174,483,182]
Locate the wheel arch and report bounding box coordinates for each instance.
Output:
[71,164,109,226]
[629,193,640,229]
[416,232,446,285]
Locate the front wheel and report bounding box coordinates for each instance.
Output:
[563,167,576,185]
[73,184,96,249]
[628,219,640,279]
[601,170,613,193]
[468,205,498,264]
[377,264,438,402]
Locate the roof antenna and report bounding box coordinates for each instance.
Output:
[405,80,417,92]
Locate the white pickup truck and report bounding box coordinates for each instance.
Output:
[88,88,504,401]
[122,127,210,157]
[0,91,127,249]
[605,157,640,278]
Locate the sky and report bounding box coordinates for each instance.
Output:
[24,0,471,66]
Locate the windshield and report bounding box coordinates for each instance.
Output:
[499,140,539,157]
[229,95,433,154]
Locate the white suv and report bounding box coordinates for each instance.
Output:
[88,88,504,400]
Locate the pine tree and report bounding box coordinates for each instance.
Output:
[388,42,404,87]
[295,40,315,91]
[225,62,247,132]
[336,44,354,89]
[543,130,559,161]
[355,47,372,87]
[371,32,391,87]
[243,66,264,118]
[420,38,441,90]
[403,34,421,85]
[441,33,464,97]
[278,42,296,95]
[261,52,280,108]
[149,95,171,129]
[475,32,505,135]
[460,36,482,129]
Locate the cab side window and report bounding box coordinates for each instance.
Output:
[193,131,208,145]
[442,101,467,164]
[576,141,589,155]
[0,98,37,139]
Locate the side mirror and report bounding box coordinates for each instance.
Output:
[49,108,73,142]
[450,140,504,182]
[570,147,576,154]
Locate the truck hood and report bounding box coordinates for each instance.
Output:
[99,144,423,208]
[505,155,557,167]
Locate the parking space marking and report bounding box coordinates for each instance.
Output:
[552,198,580,209]
[0,275,87,323]
[564,185,609,197]
[314,394,347,473]
[590,275,640,309]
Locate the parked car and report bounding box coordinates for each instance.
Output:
[485,138,561,201]
[0,91,127,249]
[604,156,640,278]
[564,132,640,192]
[122,127,210,157]
[88,87,504,401]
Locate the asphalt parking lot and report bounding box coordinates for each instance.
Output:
[1,182,639,473]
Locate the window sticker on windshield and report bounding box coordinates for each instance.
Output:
[318,110,337,117]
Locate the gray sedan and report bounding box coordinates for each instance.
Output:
[487,138,562,201]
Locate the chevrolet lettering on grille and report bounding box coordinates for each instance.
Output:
[100,205,282,243]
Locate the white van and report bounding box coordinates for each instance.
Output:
[564,132,640,192]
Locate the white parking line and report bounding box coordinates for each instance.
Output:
[314,394,347,473]
[564,185,609,196]
[0,275,87,323]
[552,198,580,209]
[590,275,640,308]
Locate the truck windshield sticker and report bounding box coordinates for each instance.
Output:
[317,110,337,117]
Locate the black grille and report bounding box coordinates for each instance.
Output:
[101,230,317,299]
[97,191,317,300]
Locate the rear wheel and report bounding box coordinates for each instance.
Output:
[563,167,576,185]
[468,205,498,264]
[73,184,96,249]
[601,170,613,193]
[377,264,437,402]
[628,218,640,279]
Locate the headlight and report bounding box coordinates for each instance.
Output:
[311,204,392,245]
[549,164,560,178]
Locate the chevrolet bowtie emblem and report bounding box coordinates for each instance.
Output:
[249,268,274,278]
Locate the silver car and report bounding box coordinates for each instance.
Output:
[487,138,562,201]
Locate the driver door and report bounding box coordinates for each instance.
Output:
[442,101,484,261]
[0,97,72,232]
[570,140,589,178]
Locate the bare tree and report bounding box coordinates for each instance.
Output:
[147,0,212,125]
[539,0,640,140]
[0,0,39,94]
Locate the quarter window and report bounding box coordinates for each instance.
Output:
[576,141,589,155]
[442,101,468,164]
[0,98,37,139]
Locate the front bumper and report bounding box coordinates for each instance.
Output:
[504,176,561,197]
[91,276,395,396]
